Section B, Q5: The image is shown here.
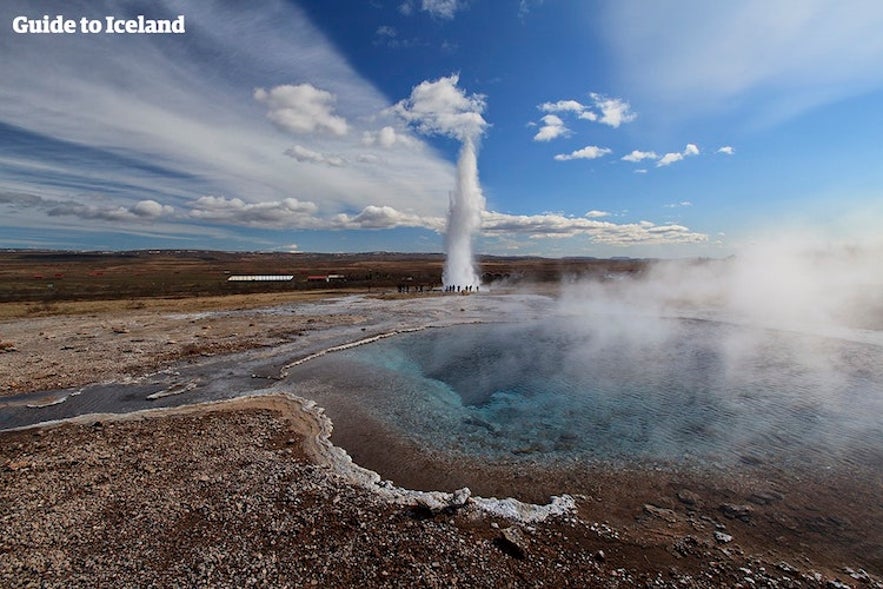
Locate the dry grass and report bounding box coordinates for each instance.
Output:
[0,290,350,321]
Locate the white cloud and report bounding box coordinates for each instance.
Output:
[533,114,570,142]
[284,145,346,167]
[536,93,636,130]
[0,0,458,230]
[421,0,461,19]
[480,211,708,244]
[130,200,173,218]
[634,169,648,174]
[588,92,637,128]
[718,145,735,155]
[47,199,174,223]
[586,210,610,218]
[392,74,487,140]
[657,144,700,167]
[254,84,349,136]
[539,100,586,113]
[518,0,544,19]
[664,201,693,208]
[187,197,447,232]
[376,25,396,38]
[356,154,383,164]
[621,149,658,162]
[189,195,320,228]
[361,126,418,148]
[657,152,684,167]
[553,146,612,161]
[332,205,445,231]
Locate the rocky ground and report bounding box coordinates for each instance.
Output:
[0,293,880,587]
[0,295,366,396]
[2,396,878,588]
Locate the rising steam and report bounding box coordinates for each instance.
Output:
[394,74,487,287]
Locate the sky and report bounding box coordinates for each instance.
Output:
[2,0,883,257]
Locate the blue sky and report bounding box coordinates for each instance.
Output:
[2,0,882,256]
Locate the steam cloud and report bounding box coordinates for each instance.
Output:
[559,238,883,336]
[394,74,487,287]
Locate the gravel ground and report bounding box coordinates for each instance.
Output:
[0,294,880,587]
[1,396,879,588]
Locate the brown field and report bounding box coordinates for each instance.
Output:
[0,249,647,309]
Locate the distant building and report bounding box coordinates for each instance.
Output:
[227,275,293,282]
[306,274,346,283]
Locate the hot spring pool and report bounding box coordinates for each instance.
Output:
[290,317,883,470]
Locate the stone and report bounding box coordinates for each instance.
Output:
[714,531,733,544]
[676,489,701,507]
[499,527,529,559]
[720,503,753,522]
[747,491,783,505]
[414,487,471,514]
[643,504,679,523]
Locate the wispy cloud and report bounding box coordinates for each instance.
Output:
[554,146,612,161]
[420,0,462,19]
[603,2,883,123]
[284,145,346,167]
[189,196,320,228]
[0,0,456,237]
[361,126,419,149]
[481,211,707,245]
[717,145,735,155]
[373,24,423,48]
[399,0,463,19]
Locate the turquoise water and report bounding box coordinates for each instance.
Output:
[311,318,883,469]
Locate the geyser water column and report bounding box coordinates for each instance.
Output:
[444,137,485,288]
[393,74,488,288]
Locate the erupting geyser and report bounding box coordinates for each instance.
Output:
[394,74,488,289]
[443,137,485,288]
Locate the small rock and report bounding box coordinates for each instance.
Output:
[748,491,783,505]
[594,550,606,562]
[844,567,871,582]
[643,504,679,523]
[714,531,733,544]
[776,561,798,575]
[499,527,529,559]
[720,503,753,522]
[676,489,701,507]
[4,460,29,472]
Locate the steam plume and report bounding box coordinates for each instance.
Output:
[394,74,487,287]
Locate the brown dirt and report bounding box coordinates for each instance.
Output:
[0,294,364,396]
[2,396,877,588]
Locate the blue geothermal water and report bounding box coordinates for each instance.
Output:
[316,317,882,469]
